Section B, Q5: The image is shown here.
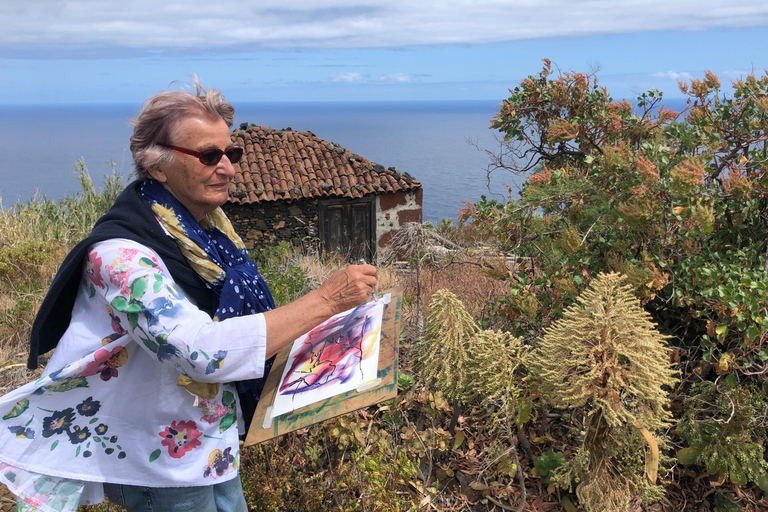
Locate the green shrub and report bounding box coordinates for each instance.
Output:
[464,59,768,507]
[534,451,566,485]
[414,289,478,405]
[677,381,768,488]
[0,240,62,292]
[239,413,418,511]
[250,241,311,307]
[470,61,768,370]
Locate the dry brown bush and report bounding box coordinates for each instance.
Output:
[402,256,510,322]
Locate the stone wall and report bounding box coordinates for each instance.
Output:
[223,199,319,253]
[224,188,423,258]
[375,189,424,252]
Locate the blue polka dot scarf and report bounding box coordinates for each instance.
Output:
[141,179,275,320]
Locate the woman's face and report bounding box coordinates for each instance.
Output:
[149,115,235,221]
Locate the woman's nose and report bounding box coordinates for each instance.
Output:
[218,156,236,178]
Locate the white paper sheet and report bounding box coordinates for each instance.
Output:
[270,298,385,418]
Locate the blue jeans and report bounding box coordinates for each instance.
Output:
[103,477,248,512]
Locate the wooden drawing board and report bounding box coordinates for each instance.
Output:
[244,287,402,446]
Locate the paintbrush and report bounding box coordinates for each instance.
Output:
[358,257,378,301]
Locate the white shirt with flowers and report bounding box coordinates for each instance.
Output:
[0,238,267,512]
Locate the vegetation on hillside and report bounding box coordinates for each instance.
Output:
[460,60,768,511]
[2,61,768,511]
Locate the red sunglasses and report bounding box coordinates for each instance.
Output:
[159,144,244,166]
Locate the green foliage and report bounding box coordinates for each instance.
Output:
[714,492,743,512]
[0,239,61,330]
[1,160,124,247]
[531,272,676,430]
[677,381,768,486]
[464,328,532,430]
[0,163,123,369]
[250,241,311,307]
[0,240,60,287]
[239,413,418,511]
[471,61,768,372]
[534,451,566,484]
[414,290,478,405]
[466,60,768,507]
[397,372,415,391]
[415,289,532,432]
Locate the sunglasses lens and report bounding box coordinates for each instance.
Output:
[196,147,243,165]
[226,147,244,164]
[199,150,223,166]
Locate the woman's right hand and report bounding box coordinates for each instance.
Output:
[262,263,378,357]
[316,264,378,315]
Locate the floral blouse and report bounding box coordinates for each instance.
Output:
[0,238,268,512]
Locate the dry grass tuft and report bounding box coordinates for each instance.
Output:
[407,257,510,321]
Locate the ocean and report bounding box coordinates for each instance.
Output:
[0,101,521,223]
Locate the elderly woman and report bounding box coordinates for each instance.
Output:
[0,81,376,512]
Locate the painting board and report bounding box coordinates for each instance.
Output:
[244,287,402,446]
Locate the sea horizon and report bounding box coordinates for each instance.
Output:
[0,100,517,223]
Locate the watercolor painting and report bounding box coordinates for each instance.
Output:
[270,298,385,418]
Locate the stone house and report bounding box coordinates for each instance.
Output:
[223,123,422,261]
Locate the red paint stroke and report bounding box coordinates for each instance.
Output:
[279,302,378,396]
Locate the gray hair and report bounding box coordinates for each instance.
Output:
[130,77,235,180]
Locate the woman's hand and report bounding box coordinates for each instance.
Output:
[262,263,378,357]
[316,264,378,316]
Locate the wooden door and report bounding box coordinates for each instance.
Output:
[319,199,374,261]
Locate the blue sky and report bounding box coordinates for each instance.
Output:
[1,1,767,105]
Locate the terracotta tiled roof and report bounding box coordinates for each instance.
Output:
[228,124,421,205]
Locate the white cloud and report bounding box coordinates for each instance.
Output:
[653,71,693,81]
[328,72,368,82]
[379,73,415,83]
[1,1,768,55]
[718,68,761,79]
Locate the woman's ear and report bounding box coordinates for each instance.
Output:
[147,166,168,184]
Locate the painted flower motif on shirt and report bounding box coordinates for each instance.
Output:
[118,247,138,264]
[19,496,47,509]
[106,306,128,337]
[156,344,197,378]
[42,409,75,438]
[75,336,127,381]
[85,249,105,289]
[106,264,131,296]
[0,462,20,483]
[203,447,235,479]
[142,295,187,349]
[205,350,227,375]
[106,247,138,296]
[159,420,202,459]
[76,397,101,417]
[198,399,228,424]
[68,425,91,444]
[7,426,35,439]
